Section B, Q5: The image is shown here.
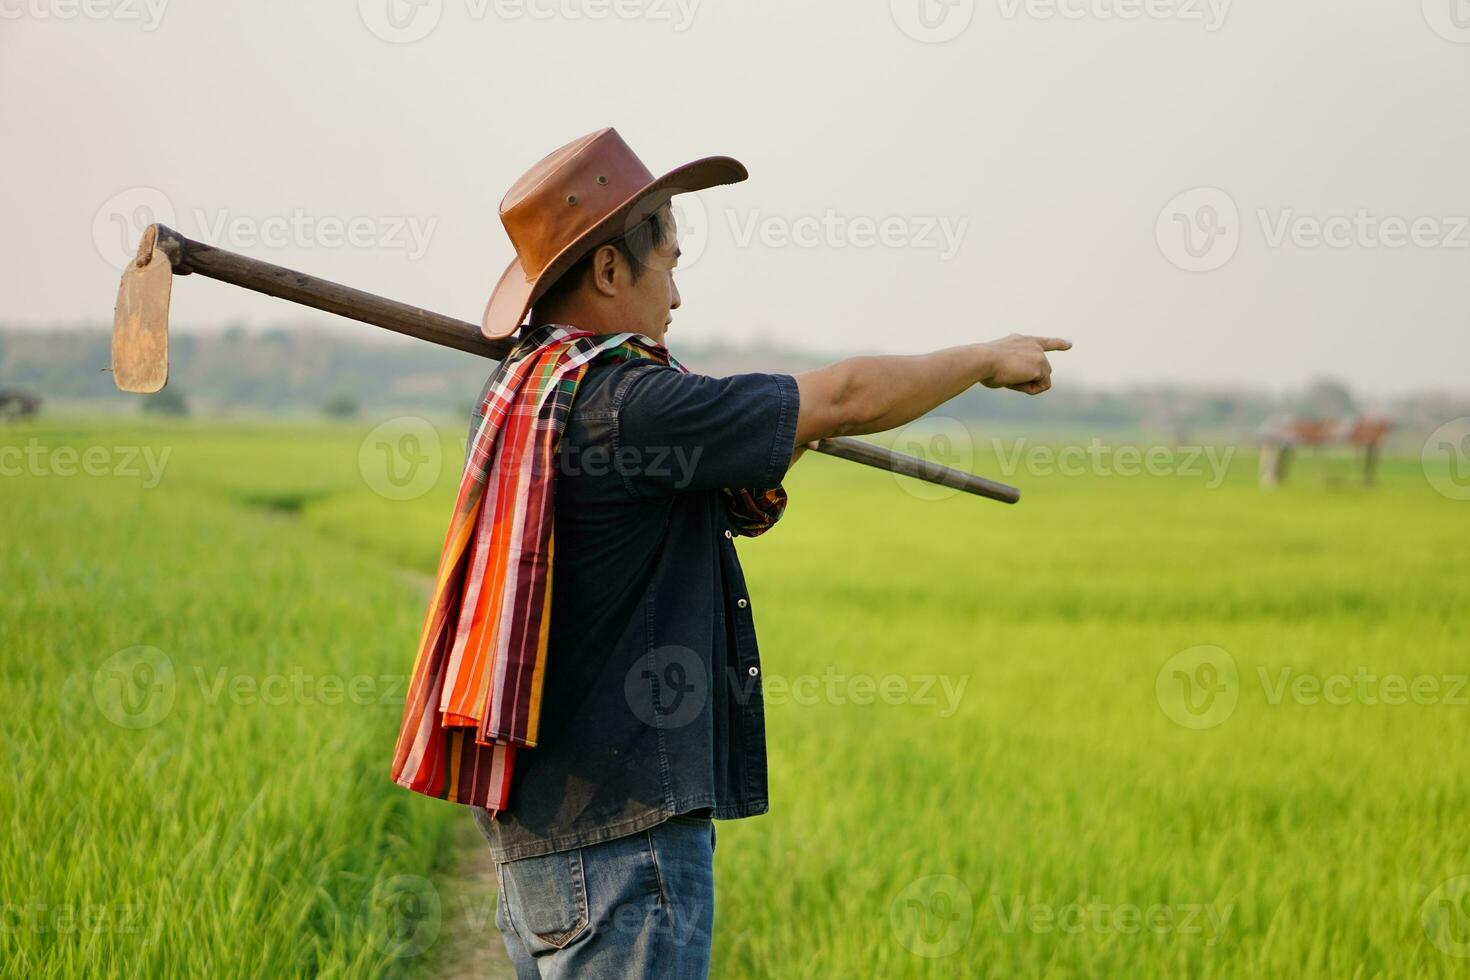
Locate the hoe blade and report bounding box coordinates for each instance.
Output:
[111,224,173,393]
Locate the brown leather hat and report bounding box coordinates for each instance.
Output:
[481,128,748,340]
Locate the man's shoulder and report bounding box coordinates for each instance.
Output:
[573,357,690,416]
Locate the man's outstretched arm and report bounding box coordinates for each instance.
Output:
[793,334,1072,445]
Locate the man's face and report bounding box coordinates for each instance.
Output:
[619,209,681,345]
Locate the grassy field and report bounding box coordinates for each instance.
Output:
[3,417,1468,977]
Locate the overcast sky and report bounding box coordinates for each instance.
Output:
[4,0,1467,397]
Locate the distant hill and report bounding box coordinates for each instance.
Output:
[2,326,1466,445]
[0,325,832,417]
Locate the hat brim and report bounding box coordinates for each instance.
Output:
[481,155,747,340]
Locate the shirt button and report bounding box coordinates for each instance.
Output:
[747,666,759,677]
[723,530,733,540]
[737,598,748,608]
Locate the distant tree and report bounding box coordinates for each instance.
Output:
[0,388,41,422]
[322,390,360,419]
[1298,378,1357,419]
[141,387,189,416]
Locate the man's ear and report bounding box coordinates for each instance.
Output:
[590,244,620,298]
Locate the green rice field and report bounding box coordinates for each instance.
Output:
[3,417,1468,977]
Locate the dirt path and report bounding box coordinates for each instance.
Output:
[420,813,516,979]
[392,569,515,978]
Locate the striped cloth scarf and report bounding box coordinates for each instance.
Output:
[391,323,787,813]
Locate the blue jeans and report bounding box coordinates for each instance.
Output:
[489,813,717,979]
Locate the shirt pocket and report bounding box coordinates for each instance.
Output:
[499,848,590,951]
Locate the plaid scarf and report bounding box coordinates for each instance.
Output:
[392,324,787,812]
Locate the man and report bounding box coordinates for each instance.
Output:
[392,128,1068,978]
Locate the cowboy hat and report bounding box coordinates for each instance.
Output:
[481,127,748,340]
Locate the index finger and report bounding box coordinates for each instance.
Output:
[1037,337,1073,352]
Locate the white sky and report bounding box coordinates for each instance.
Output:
[3,0,1468,396]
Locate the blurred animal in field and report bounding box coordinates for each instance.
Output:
[0,388,41,422]
[1258,415,1393,488]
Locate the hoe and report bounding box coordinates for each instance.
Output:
[111,223,1020,504]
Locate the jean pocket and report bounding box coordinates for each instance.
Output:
[666,813,712,827]
[499,849,590,951]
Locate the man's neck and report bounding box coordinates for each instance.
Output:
[530,303,619,335]
[530,314,664,346]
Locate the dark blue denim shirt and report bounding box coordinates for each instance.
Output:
[470,356,801,862]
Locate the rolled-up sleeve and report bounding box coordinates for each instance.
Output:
[612,364,800,498]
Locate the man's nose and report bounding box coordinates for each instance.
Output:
[670,280,682,310]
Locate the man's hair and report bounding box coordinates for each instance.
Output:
[532,206,672,318]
